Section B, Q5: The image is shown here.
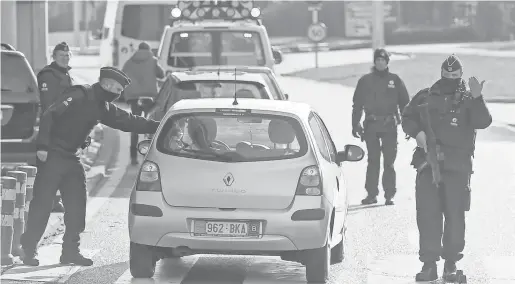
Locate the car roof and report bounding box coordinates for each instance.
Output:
[192,66,273,74]
[169,98,312,118]
[173,70,268,85]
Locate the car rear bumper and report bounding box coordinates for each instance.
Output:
[128,191,332,252]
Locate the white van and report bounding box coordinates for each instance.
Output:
[156,2,283,77]
[98,0,177,69]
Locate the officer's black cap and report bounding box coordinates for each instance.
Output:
[53,42,70,53]
[100,67,132,87]
[374,48,390,63]
[441,54,463,72]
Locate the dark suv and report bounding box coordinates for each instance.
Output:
[1,43,40,171]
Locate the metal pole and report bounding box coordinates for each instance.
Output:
[312,9,319,69]
[371,0,385,50]
[73,1,81,48]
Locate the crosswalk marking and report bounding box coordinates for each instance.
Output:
[114,256,199,284]
[0,245,98,282]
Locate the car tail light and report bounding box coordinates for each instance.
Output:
[112,39,119,67]
[136,161,162,192]
[295,165,322,196]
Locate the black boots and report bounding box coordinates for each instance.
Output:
[415,262,438,282]
[361,195,377,205]
[443,260,458,282]
[60,252,93,266]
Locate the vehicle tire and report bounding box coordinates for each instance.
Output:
[305,241,330,283]
[130,242,157,278]
[331,228,345,264]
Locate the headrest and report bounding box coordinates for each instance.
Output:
[188,117,217,147]
[268,120,295,144]
[235,89,255,98]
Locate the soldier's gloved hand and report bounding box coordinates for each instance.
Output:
[352,124,364,140]
[415,131,427,152]
[37,150,48,162]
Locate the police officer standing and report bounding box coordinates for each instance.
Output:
[37,42,75,213]
[401,55,492,282]
[20,67,161,266]
[352,48,410,206]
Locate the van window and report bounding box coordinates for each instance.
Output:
[1,53,37,93]
[121,4,173,41]
[156,113,308,162]
[168,31,265,68]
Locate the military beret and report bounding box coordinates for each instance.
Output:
[99,67,131,87]
[374,48,390,63]
[53,42,70,52]
[441,54,463,72]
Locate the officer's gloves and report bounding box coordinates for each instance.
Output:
[416,131,428,152]
[352,124,364,140]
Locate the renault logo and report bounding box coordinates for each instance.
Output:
[223,173,234,186]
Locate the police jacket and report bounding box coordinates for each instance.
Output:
[36,83,160,155]
[352,68,410,129]
[401,80,492,173]
[37,62,74,112]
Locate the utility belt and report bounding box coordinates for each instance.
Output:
[363,113,399,133]
[411,144,474,173]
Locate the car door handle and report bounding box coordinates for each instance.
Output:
[336,177,339,191]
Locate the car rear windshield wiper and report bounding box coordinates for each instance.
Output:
[1,88,13,92]
[180,148,242,162]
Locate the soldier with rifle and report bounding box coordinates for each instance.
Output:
[401,55,492,282]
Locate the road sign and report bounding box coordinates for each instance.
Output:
[307,0,322,11]
[307,22,327,43]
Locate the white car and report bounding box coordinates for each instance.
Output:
[192,65,288,100]
[129,98,365,283]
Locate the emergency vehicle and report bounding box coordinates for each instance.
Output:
[157,0,283,77]
[98,0,176,69]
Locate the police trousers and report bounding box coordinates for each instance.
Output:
[416,168,470,263]
[364,129,397,198]
[21,150,87,255]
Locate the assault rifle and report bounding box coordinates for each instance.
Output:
[417,103,443,187]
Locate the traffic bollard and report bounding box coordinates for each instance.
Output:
[1,176,17,265]
[16,165,37,231]
[7,171,27,257]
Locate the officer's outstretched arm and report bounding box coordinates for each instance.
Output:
[401,89,428,138]
[467,96,492,129]
[36,89,84,150]
[101,102,160,134]
[351,77,365,127]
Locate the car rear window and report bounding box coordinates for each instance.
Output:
[168,31,265,68]
[156,111,308,162]
[1,53,37,93]
[176,80,270,99]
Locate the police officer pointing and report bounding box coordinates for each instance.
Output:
[402,55,492,282]
[352,49,410,206]
[38,42,75,212]
[20,67,161,266]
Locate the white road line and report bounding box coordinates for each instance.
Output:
[113,256,200,284]
[243,256,307,284]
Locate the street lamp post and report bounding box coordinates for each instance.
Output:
[371,0,385,51]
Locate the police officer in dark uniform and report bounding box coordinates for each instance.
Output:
[401,55,492,282]
[38,42,75,212]
[352,48,410,206]
[20,67,161,266]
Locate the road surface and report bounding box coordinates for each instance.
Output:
[2,50,515,284]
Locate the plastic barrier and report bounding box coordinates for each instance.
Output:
[1,176,17,265]
[6,171,27,256]
[16,166,37,231]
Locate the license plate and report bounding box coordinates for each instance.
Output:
[193,220,260,237]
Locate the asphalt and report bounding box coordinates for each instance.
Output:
[2,46,515,284]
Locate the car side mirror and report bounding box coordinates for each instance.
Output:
[336,144,365,164]
[272,48,283,64]
[137,139,152,155]
[284,93,289,100]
